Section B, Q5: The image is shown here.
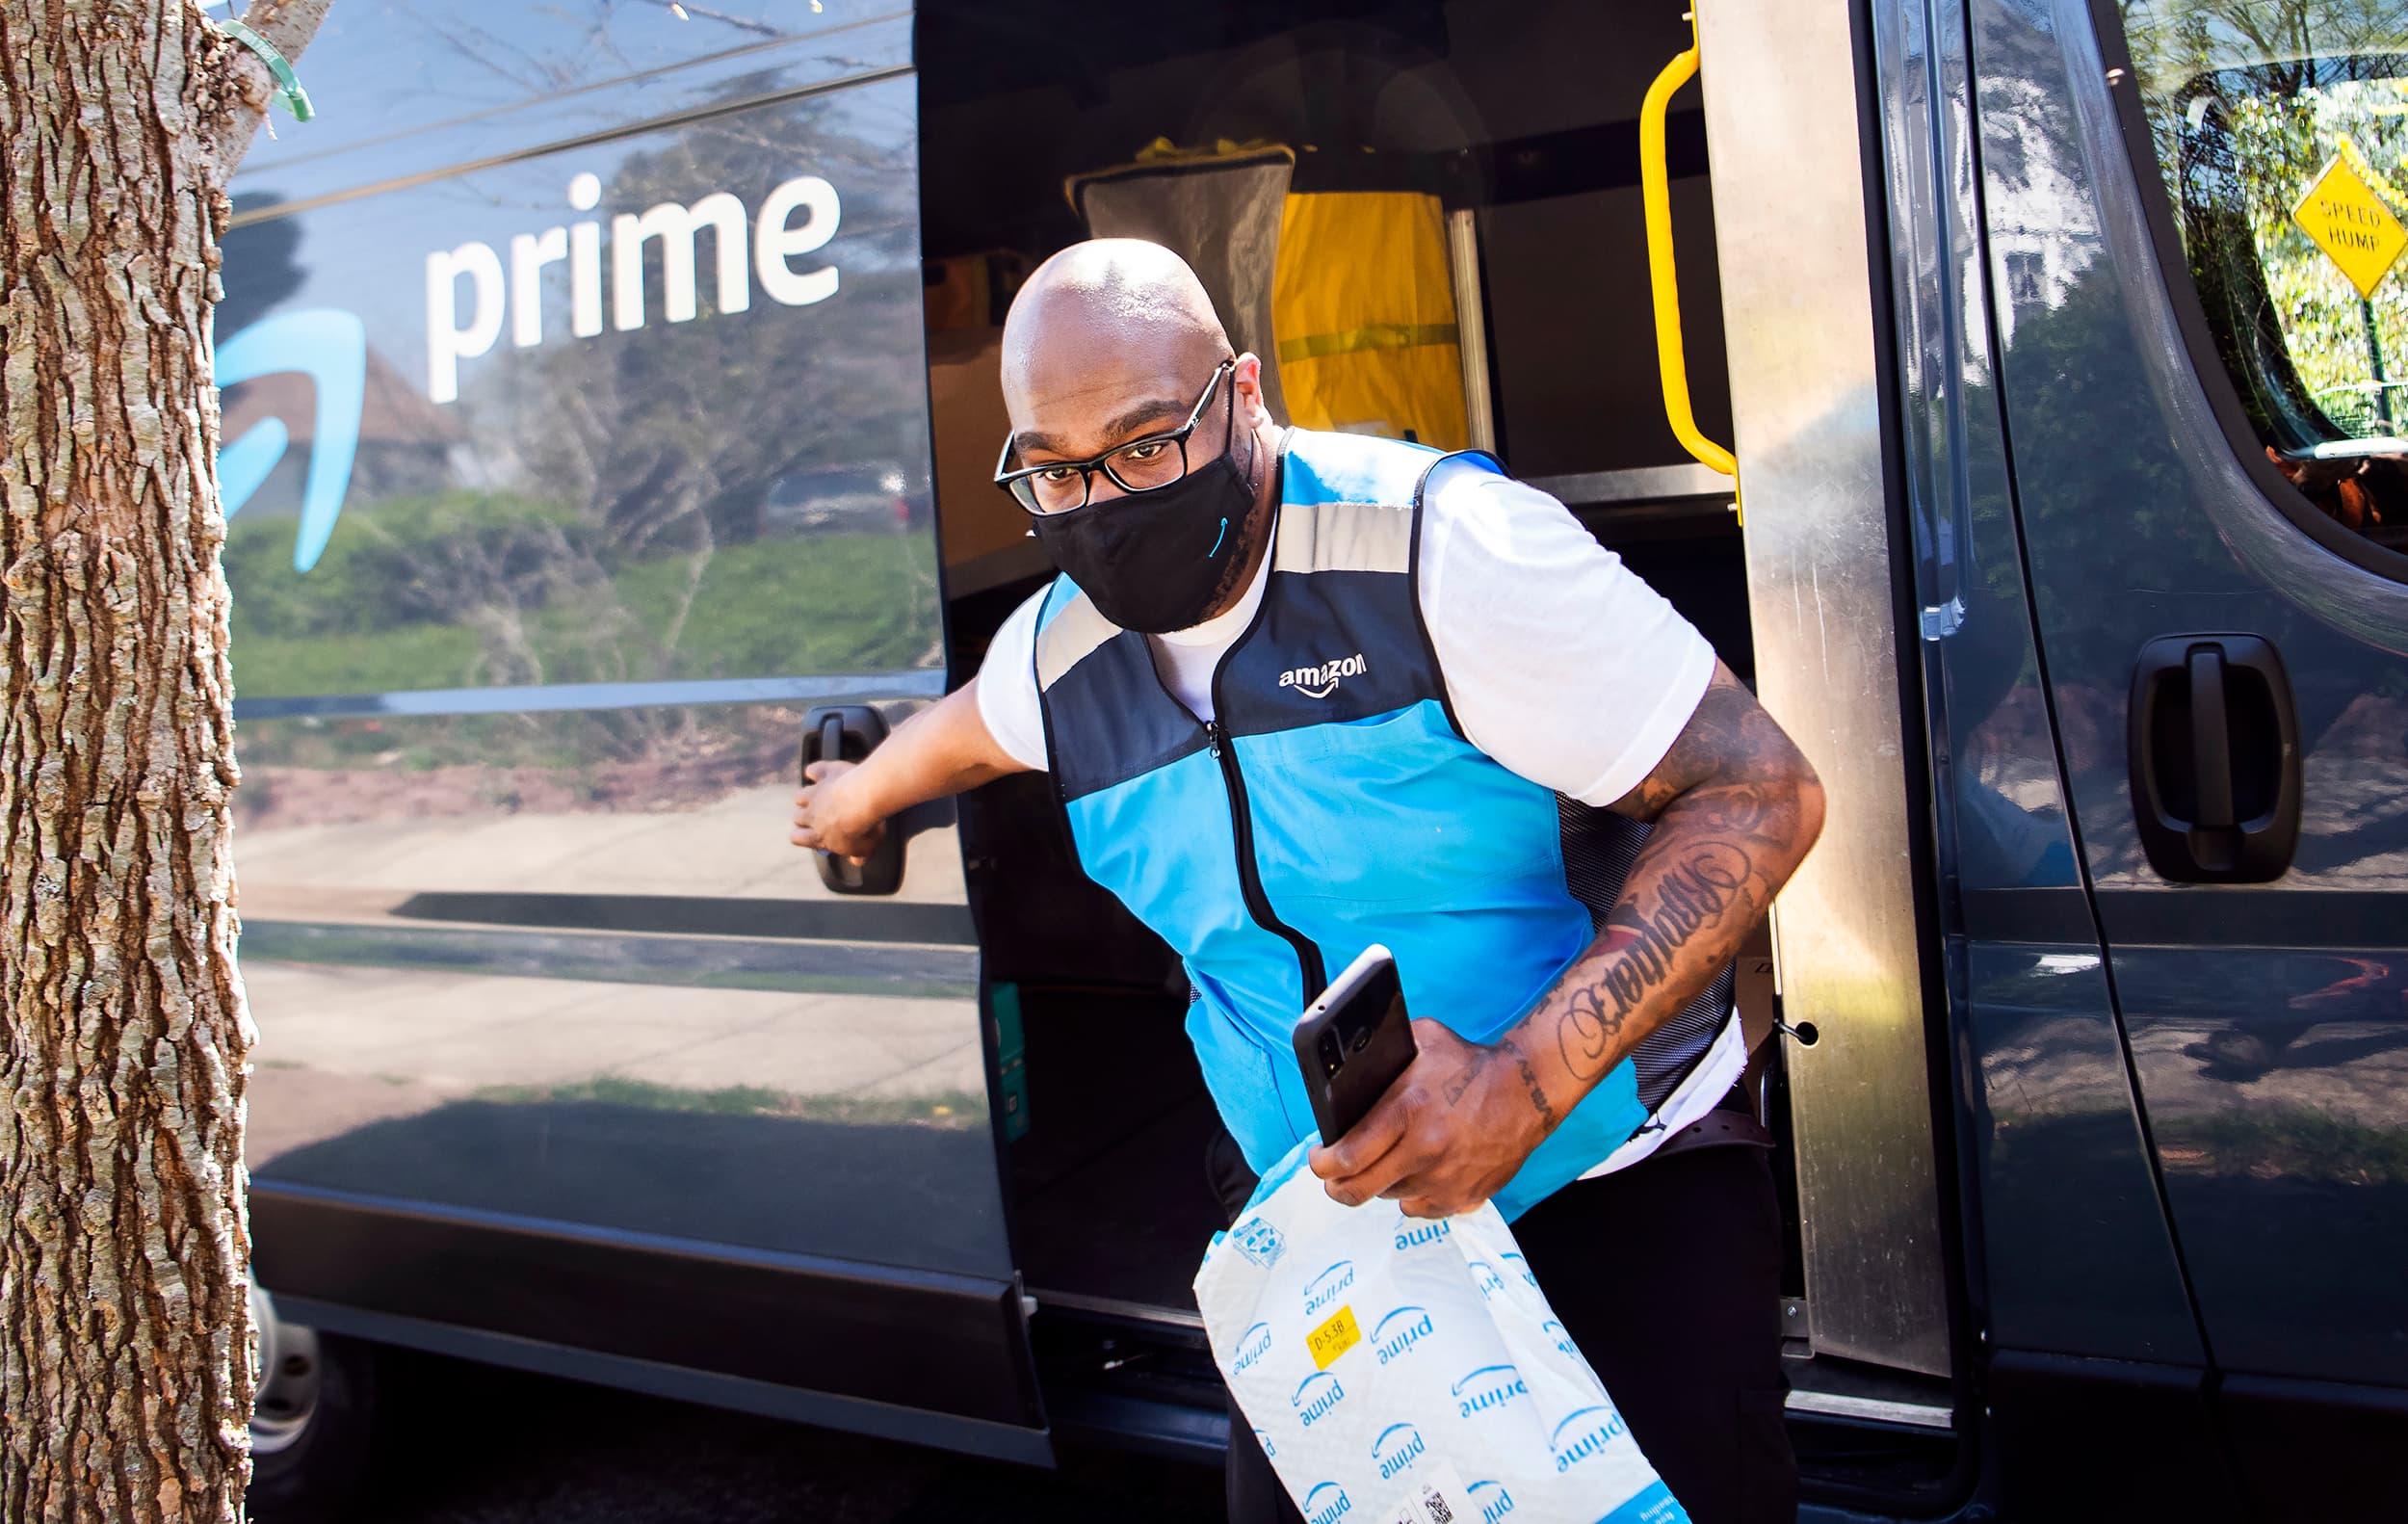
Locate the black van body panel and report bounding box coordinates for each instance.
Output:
[254,1188,1045,1433]
[1975,0,2408,1392]
[224,2,1048,1454]
[1984,1351,2244,1521]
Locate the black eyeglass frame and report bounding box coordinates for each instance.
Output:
[992,358,1237,515]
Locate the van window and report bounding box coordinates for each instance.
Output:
[2118,1,2408,563]
[217,88,936,705]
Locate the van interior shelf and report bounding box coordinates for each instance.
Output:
[1526,462,1736,508]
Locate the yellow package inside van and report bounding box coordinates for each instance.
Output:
[1272,190,1470,451]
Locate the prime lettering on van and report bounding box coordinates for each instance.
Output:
[425,171,841,404]
[1303,1482,1353,1524]
[1452,1363,1528,1418]
[1371,1305,1434,1365]
[1304,1259,1356,1316]
[1372,1422,1426,1482]
[1550,1405,1631,1474]
[1278,652,1367,699]
[1293,1370,1347,1428]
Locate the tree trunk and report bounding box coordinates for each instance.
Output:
[1,4,326,1519]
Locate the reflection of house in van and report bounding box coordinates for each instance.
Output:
[219,346,473,508]
[222,4,2408,1523]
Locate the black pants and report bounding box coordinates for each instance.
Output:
[1207,1127,1798,1524]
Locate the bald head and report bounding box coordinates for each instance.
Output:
[999,240,1255,466]
[1004,240,1229,388]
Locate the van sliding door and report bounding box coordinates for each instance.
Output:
[219,4,1044,1458]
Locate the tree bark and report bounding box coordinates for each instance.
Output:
[1,4,325,1520]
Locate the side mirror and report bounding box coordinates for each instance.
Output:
[800,704,906,895]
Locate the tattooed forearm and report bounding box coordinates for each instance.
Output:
[1556,843,1751,1079]
[1511,661,1827,1104]
[1598,845,1747,1010]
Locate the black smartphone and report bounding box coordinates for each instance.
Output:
[1293,944,1418,1144]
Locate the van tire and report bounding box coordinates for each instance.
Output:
[248,1329,377,1523]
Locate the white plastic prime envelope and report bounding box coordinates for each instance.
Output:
[1195,1141,1689,1524]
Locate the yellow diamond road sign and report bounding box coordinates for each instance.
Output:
[2294,150,2408,299]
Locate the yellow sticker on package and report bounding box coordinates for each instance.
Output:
[1308,1304,1361,1370]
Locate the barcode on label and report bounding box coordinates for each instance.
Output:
[1375,1461,1472,1524]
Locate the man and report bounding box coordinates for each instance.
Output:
[791,239,1825,1523]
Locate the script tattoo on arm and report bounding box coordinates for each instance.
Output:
[1524,664,1827,1094]
[1557,842,1750,1079]
[1505,1036,1558,1135]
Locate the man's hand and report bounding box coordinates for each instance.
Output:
[1307,1019,1562,1220]
[780,680,1034,865]
[790,759,888,863]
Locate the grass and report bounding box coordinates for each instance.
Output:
[223,492,939,703]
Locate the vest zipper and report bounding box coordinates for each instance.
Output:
[1202,717,1328,999]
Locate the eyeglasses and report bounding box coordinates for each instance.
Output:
[993,359,1236,515]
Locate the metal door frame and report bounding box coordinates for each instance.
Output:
[1694,0,1956,1379]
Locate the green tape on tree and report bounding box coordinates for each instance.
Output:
[215,17,315,121]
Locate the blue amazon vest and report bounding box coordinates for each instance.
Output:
[1033,429,1734,1220]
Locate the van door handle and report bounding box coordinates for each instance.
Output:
[800,704,907,896]
[2127,634,2300,882]
[2186,646,2235,834]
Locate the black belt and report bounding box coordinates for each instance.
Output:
[1642,1086,1774,1163]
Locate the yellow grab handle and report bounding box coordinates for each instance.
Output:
[1641,13,1738,480]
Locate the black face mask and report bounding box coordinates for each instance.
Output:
[1029,421,1264,634]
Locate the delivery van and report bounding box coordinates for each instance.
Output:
[219,2,2408,1519]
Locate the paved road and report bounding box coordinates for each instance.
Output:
[346,1353,1229,1524]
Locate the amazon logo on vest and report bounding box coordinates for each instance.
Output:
[1277,652,1368,698]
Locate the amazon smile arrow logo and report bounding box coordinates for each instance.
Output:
[1278,652,1367,698]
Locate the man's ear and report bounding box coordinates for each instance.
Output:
[1231,352,1268,424]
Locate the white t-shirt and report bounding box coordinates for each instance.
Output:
[976,457,1717,808]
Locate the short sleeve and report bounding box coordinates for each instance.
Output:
[975,586,1053,772]
[1419,462,1716,807]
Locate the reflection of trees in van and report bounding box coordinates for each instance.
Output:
[465,86,937,712]
[223,494,931,708]
[507,90,931,553]
[224,80,944,745]
[1987,250,2408,875]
